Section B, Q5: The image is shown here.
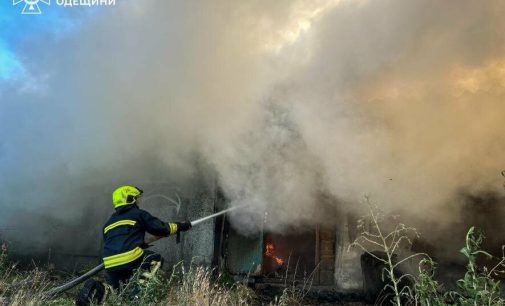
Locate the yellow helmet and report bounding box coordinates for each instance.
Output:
[112,185,143,209]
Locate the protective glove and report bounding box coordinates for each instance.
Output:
[177,221,192,232]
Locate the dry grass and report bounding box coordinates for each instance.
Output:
[0,253,303,306]
[0,241,258,306]
[0,242,310,306]
[268,255,319,306]
[0,244,73,306]
[93,262,257,305]
[165,265,255,306]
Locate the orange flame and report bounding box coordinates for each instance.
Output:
[265,242,284,266]
[274,257,284,265]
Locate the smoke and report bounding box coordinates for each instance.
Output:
[212,0,505,232]
[1,0,505,252]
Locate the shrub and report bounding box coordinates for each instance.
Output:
[352,201,505,306]
[412,258,446,306]
[351,198,425,306]
[447,227,504,306]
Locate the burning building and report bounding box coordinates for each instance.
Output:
[2,173,365,290]
[220,197,362,289]
[5,169,505,299]
[2,0,505,301]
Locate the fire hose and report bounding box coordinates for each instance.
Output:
[43,206,241,298]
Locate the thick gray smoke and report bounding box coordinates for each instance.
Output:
[1,0,505,254]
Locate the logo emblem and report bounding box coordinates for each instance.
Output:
[13,0,50,15]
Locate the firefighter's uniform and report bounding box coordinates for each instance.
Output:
[102,185,190,290]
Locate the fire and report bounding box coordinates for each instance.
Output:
[265,242,284,266]
[274,256,284,265]
[265,242,274,256]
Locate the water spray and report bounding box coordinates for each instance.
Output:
[190,206,240,226]
[43,205,244,297]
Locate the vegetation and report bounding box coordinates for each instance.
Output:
[412,257,446,306]
[272,255,319,306]
[96,262,256,306]
[351,197,426,306]
[3,203,505,305]
[444,227,505,306]
[352,201,505,306]
[0,244,304,306]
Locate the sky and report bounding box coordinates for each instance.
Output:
[0,1,82,79]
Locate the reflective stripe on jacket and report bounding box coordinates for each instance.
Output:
[102,205,178,271]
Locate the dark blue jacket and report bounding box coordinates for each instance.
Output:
[102,205,178,271]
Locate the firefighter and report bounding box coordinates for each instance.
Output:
[102,185,192,290]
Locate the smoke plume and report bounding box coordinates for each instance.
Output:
[1,0,505,253]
